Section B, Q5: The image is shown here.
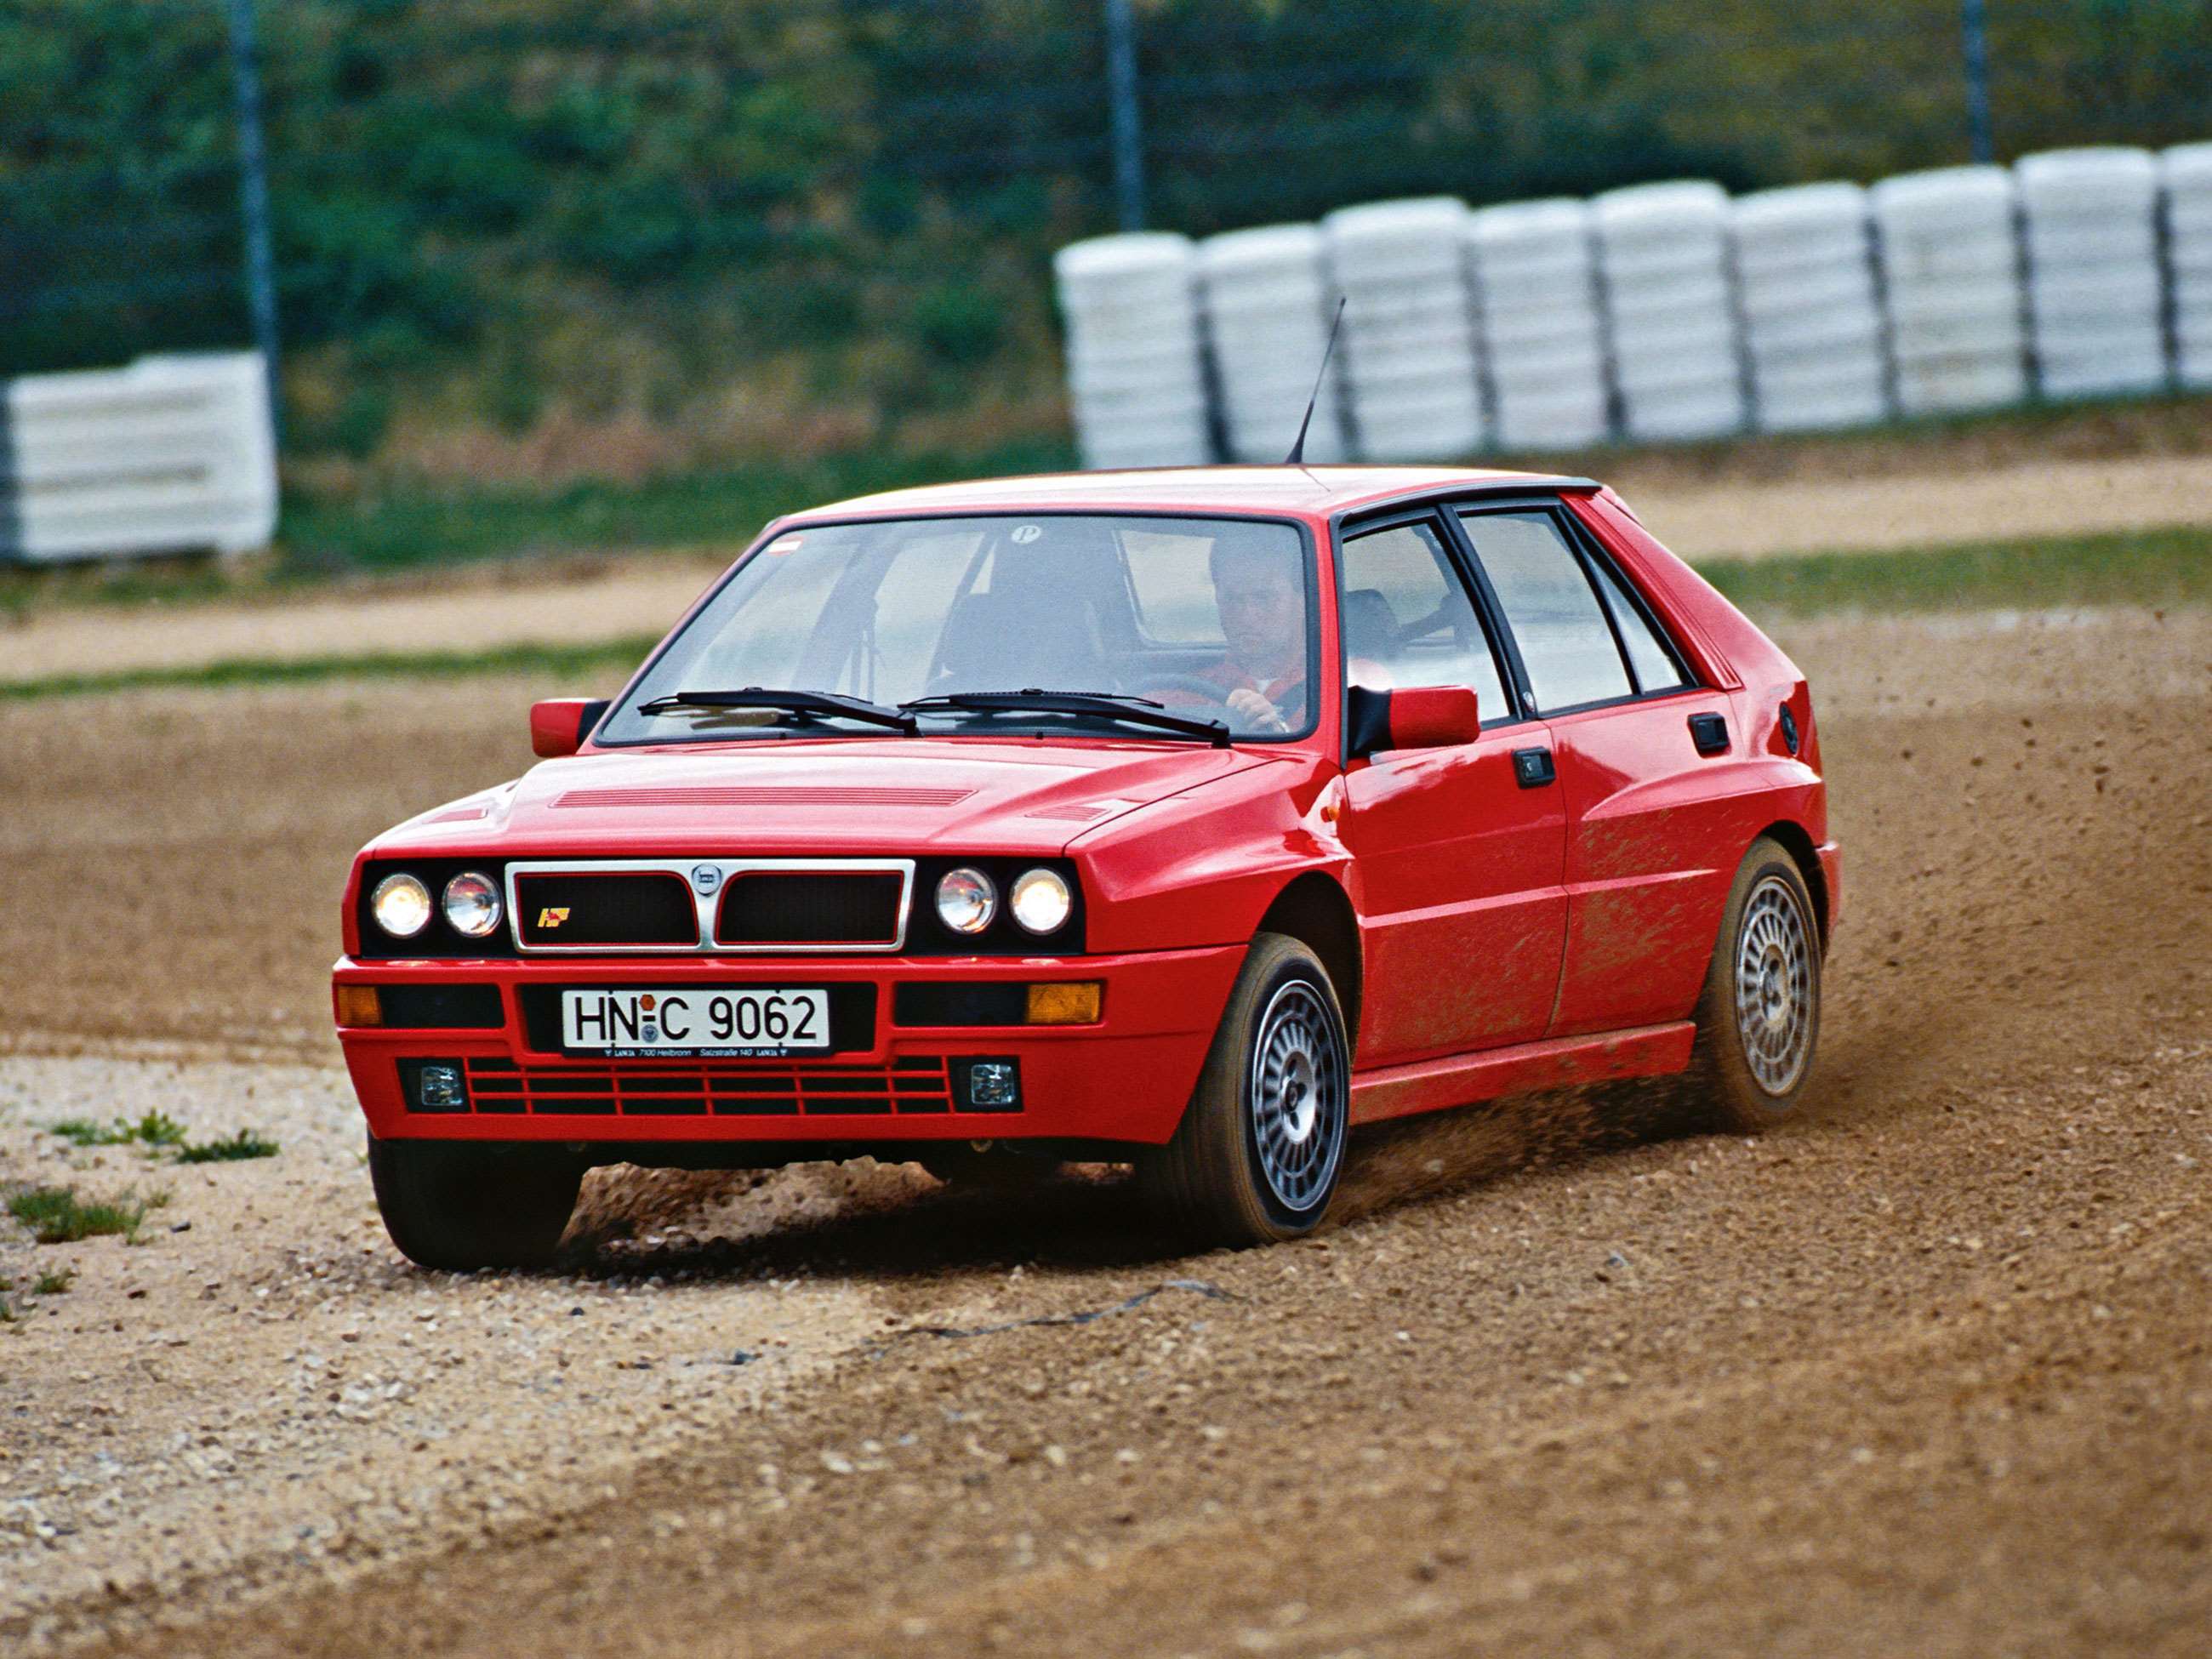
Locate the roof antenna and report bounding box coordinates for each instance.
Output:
[1283,296,1346,468]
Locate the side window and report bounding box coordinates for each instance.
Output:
[1589,556,1690,694]
[1339,520,1506,718]
[1457,510,1631,712]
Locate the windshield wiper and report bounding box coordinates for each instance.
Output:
[636,687,918,734]
[901,689,1229,747]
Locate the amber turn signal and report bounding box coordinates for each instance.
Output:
[1024,981,1102,1025]
[334,984,384,1028]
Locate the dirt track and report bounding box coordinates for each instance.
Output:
[3,605,2210,1656]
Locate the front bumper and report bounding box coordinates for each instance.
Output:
[333,945,1243,1148]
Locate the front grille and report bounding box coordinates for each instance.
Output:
[455,1054,966,1116]
[715,872,904,946]
[516,872,698,947]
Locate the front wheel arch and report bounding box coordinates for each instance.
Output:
[1255,872,1363,1058]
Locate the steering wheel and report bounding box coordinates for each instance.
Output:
[1124,670,1235,709]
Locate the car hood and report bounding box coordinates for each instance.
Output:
[370,737,1282,860]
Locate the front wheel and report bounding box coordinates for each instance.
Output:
[1138,932,1351,1246]
[368,1136,583,1271]
[1687,837,1822,1132]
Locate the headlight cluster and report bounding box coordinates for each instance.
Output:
[934,865,1073,938]
[370,870,503,940]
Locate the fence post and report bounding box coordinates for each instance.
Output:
[225,0,283,447]
[1103,0,1147,231]
[1961,0,1995,163]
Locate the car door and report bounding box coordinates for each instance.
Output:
[1451,503,1737,1039]
[1335,511,1567,1067]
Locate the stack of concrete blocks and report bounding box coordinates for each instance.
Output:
[1052,232,1213,470]
[1731,182,1892,432]
[2160,142,2212,389]
[0,351,278,564]
[1322,197,1486,461]
[1592,181,1747,441]
[2016,147,2167,399]
[1870,166,2030,415]
[1465,199,1611,450]
[1196,225,1351,463]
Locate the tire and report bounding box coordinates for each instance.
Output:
[1138,932,1351,1246]
[1687,837,1822,1132]
[368,1135,583,1271]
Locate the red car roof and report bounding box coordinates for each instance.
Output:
[795,465,1595,523]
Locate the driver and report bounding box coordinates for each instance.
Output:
[1197,539,1308,733]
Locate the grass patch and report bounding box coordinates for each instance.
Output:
[49,1110,188,1149]
[33,1268,75,1296]
[1,636,662,704]
[50,1114,280,1164]
[278,440,1071,574]
[176,1128,281,1164]
[1700,526,2212,618]
[7,1185,151,1245]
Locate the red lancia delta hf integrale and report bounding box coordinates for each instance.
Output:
[336,467,1838,1268]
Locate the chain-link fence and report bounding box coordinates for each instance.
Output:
[3,0,2207,464]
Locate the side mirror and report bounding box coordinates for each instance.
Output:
[530,697,610,758]
[1347,684,1481,757]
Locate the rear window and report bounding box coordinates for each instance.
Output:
[1457,511,1631,712]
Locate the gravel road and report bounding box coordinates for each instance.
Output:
[3,604,2209,1656]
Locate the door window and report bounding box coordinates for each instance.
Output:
[1339,520,1507,716]
[1457,511,1632,712]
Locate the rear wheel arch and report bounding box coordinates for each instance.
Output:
[1256,872,1362,1053]
[1753,819,1828,949]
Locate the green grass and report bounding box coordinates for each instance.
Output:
[49,1110,188,1149]
[7,1185,151,1245]
[281,445,1070,573]
[33,1268,75,1296]
[1700,526,2212,619]
[1,636,662,703]
[49,1115,281,1164]
[176,1128,281,1164]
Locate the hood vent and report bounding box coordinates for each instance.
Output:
[554,785,974,810]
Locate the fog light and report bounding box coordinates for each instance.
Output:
[418,1063,466,1111]
[334,984,383,1027]
[961,1059,1020,1110]
[1025,981,1102,1024]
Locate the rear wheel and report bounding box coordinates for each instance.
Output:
[368,1136,583,1271]
[1688,837,1822,1131]
[1138,932,1350,1246]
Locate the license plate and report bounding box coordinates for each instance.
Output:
[560,988,830,1057]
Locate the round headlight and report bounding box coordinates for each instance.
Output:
[1009,867,1074,935]
[442,871,504,938]
[935,867,997,935]
[370,873,432,938]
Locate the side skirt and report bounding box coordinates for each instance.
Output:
[1348,1021,1696,1126]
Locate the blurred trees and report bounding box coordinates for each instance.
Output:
[1,0,2205,469]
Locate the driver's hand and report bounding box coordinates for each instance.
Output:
[1225,687,1287,732]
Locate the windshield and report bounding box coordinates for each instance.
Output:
[598,513,1316,744]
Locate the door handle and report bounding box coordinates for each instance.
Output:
[1512,747,1555,789]
[1689,712,1730,755]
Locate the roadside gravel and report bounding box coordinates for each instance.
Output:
[0,1055,936,1651]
